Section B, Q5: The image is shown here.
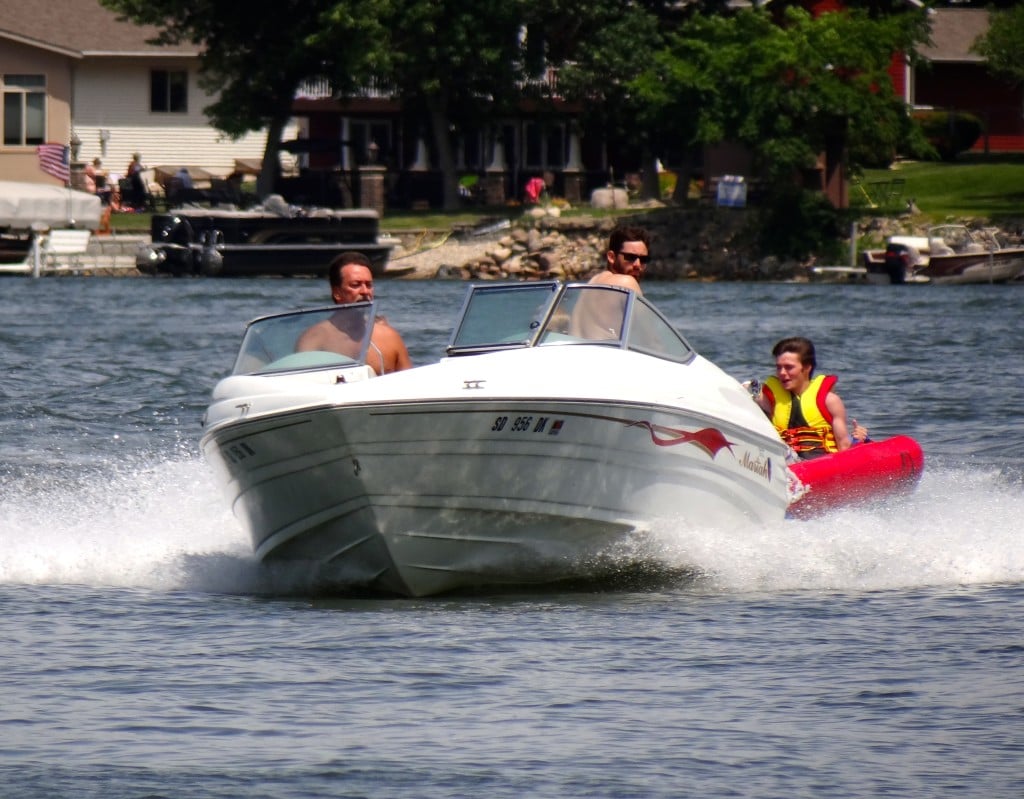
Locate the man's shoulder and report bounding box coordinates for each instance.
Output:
[589,271,642,293]
[372,316,405,342]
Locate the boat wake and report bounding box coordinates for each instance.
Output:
[645,465,1024,593]
[1,457,1021,596]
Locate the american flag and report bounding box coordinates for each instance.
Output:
[37,143,70,183]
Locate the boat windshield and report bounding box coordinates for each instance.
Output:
[446,282,694,363]
[231,301,376,375]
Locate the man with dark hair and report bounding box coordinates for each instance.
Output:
[568,225,651,339]
[589,224,651,293]
[297,251,412,375]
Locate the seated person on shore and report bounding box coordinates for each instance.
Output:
[84,157,99,192]
[570,224,651,339]
[296,252,412,375]
[754,336,868,460]
[175,167,194,190]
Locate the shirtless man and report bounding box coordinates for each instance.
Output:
[589,224,650,294]
[296,252,412,375]
[571,225,650,339]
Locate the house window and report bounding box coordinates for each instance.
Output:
[460,128,483,170]
[346,120,392,167]
[523,121,565,169]
[150,70,188,113]
[2,74,46,146]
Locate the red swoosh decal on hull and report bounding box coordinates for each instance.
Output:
[627,421,735,459]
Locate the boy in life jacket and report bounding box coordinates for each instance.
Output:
[754,336,866,460]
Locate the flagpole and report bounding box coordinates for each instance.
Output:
[67,134,80,227]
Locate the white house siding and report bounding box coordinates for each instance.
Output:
[70,57,297,178]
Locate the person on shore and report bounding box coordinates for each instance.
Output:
[754,336,868,459]
[588,224,651,294]
[84,158,99,193]
[85,158,112,205]
[296,252,412,375]
[125,152,147,209]
[175,166,194,190]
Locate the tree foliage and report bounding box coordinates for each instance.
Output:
[971,4,1024,86]
[634,6,929,181]
[381,0,529,208]
[101,0,389,194]
[101,0,935,224]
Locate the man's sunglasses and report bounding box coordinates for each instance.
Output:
[618,252,650,265]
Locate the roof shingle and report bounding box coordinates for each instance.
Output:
[0,0,197,56]
[919,8,990,64]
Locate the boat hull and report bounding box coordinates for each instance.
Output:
[137,208,394,277]
[863,228,1024,284]
[917,252,1024,284]
[787,435,924,518]
[202,348,792,596]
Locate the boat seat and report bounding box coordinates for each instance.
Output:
[43,229,91,271]
[256,350,358,373]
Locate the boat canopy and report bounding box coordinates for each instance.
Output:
[446,281,696,364]
[0,181,102,230]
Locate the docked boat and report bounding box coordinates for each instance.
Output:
[863,224,1024,284]
[202,282,797,596]
[0,180,102,275]
[135,195,396,277]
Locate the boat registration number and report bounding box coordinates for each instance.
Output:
[491,415,564,435]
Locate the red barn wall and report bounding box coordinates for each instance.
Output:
[915,63,1024,152]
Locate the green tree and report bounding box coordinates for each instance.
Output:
[971,4,1024,85]
[633,6,929,255]
[535,0,670,198]
[380,0,528,209]
[101,0,389,196]
[642,7,927,182]
[374,0,669,209]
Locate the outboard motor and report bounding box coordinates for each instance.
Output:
[883,243,913,284]
[199,229,225,277]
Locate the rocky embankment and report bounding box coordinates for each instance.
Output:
[388,206,1024,282]
[389,207,778,282]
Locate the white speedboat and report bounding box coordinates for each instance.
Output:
[202,282,791,596]
[863,225,1024,285]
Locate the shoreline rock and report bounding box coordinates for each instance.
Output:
[388,207,811,282]
[387,206,1024,282]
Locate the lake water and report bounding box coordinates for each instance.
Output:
[2,276,1023,798]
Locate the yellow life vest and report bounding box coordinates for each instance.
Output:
[764,374,838,457]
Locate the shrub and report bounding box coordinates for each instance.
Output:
[755,187,847,261]
[912,110,984,161]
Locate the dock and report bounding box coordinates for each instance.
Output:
[0,234,145,277]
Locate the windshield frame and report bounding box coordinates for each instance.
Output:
[445,282,695,364]
[231,301,376,375]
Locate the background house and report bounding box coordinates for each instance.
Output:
[291,75,590,210]
[908,7,1024,153]
[0,0,291,189]
[4,0,1018,210]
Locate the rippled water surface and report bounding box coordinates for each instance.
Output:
[2,277,1023,797]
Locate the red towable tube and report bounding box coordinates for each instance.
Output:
[787,435,924,518]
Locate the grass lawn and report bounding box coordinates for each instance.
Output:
[854,155,1024,222]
